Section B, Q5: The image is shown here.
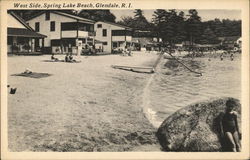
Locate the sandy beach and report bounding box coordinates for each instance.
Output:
[8,52,161,151]
[7,51,241,152]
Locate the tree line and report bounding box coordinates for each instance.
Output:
[11,9,241,45]
[117,9,241,45]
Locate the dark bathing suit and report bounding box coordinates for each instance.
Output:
[222,113,237,133]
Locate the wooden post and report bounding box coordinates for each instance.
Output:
[11,36,13,54]
[42,38,44,53]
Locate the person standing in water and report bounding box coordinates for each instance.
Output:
[220,99,241,152]
[230,52,234,61]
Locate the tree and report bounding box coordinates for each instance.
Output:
[117,16,135,27]
[134,9,144,19]
[152,9,187,46]
[174,11,187,43]
[186,9,202,45]
[10,10,43,20]
[78,10,116,22]
[200,27,219,44]
[116,9,151,31]
[152,9,168,42]
[133,9,150,30]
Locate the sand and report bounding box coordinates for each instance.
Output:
[7,52,162,152]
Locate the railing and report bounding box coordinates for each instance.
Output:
[88,32,95,36]
[61,30,94,38]
[62,30,77,38]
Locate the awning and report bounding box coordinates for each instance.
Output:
[8,28,47,38]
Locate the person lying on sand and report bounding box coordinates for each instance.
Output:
[220,99,241,152]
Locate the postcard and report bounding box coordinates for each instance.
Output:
[1,0,249,159]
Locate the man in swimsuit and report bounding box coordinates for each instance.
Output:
[220,99,241,152]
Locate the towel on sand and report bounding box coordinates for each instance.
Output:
[12,72,52,78]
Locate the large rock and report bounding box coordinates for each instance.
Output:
[156,97,241,152]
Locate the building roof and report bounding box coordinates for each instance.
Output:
[53,11,95,24]
[8,28,47,38]
[9,11,34,31]
[218,36,241,42]
[26,11,95,24]
[97,21,132,30]
[133,30,157,37]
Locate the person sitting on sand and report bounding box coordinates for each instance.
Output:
[65,54,69,62]
[220,99,241,152]
[68,53,77,62]
[69,53,73,61]
[51,53,59,61]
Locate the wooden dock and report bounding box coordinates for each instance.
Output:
[111,65,155,73]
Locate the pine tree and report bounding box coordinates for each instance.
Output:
[132,9,150,30]
[152,9,168,42]
[78,10,116,22]
[186,9,202,45]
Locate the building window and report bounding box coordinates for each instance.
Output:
[112,42,118,48]
[45,12,50,20]
[90,25,94,32]
[7,36,12,45]
[35,22,40,32]
[103,42,108,45]
[61,22,77,31]
[50,21,55,31]
[97,24,102,28]
[103,29,107,37]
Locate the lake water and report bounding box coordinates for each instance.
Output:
[145,55,241,127]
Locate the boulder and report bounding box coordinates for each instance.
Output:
[156,97,241,152]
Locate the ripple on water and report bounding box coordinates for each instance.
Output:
[148,57,241,127]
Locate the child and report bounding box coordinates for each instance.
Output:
[220,99,241,152]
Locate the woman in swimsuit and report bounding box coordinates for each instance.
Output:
[220,99,241,152]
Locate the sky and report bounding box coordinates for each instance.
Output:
[110,9,241,22]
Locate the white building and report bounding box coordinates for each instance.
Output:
[132,30,162,51]
[94,21,133,53]
[26,11,95,55]
[7,11,46,54]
